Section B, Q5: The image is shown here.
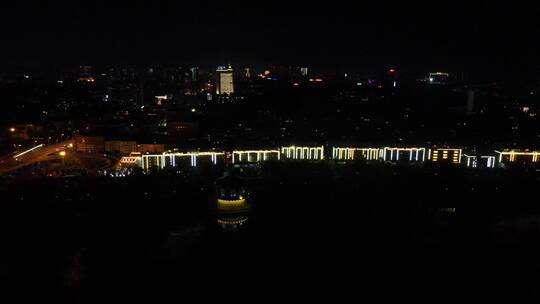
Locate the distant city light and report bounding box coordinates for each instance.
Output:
[59,151,66,157]
[191,108,196,113]
[428,72,449,84]
[9,127,15,132]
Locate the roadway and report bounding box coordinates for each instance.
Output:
[0,140,74,174]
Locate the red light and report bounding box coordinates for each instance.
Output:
[308,78,314,82]
[389,69,395,73]
[293,82,299,86]
[315,78,323,82]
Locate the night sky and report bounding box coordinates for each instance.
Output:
[1,1,539,80]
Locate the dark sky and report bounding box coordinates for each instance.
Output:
[1,1,539,80]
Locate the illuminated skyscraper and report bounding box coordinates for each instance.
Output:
[244,67,251,78]
[216,65,234,95]
[300,67,308,76]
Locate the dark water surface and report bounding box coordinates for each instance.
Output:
[3,165,540,301]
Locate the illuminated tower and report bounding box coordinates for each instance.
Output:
[216,64,234,95]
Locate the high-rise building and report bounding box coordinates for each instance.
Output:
[300,67,308,76]
[216,65,234,95]
[244,68,251,78]
[190,67,198,82]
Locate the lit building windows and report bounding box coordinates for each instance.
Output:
[429,148,462,164]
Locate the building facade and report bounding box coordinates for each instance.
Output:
[216,65,234,95]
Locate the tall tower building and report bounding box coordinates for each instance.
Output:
[216,65,234,95]
[190,67,199,82]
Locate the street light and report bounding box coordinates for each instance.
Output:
[9,127,15,132]
[59,151,66,166]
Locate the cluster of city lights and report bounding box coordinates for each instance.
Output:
[119,146,540,172]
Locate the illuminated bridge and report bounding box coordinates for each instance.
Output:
[139,151,226,171]
[5,142,538,175]
[332,147,380,161]
[496,150,540,163]
[115,145,540,172]
[232,150,280,164]
[281,146,324,160]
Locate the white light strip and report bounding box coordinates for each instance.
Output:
[13,144,45,158]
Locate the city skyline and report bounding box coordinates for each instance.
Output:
[3,2,540,301]
[1,1,539,81]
